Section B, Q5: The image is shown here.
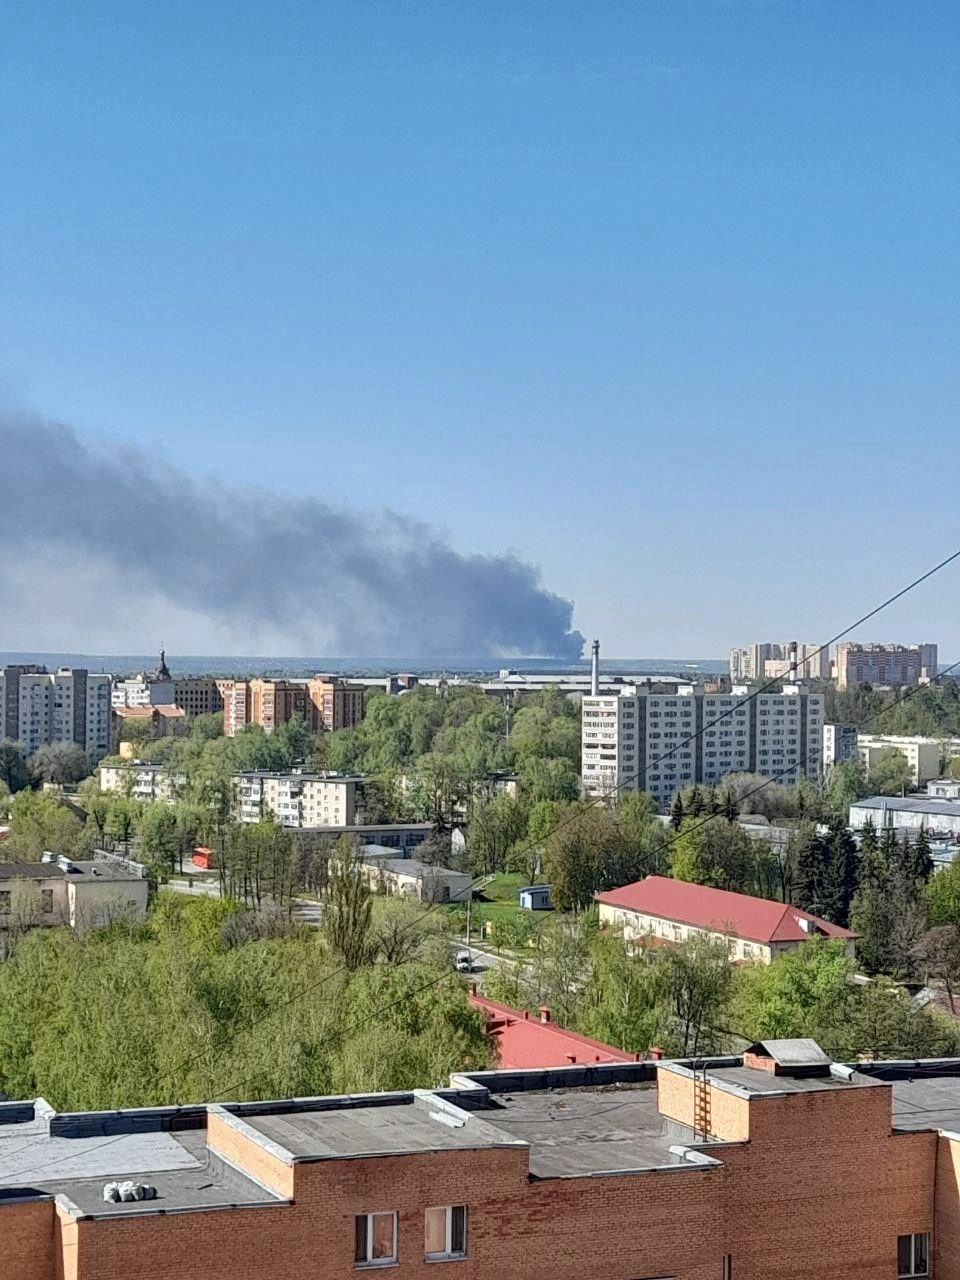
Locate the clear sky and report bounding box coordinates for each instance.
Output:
[1,1,959,657]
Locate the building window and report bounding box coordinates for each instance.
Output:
[898,1234,929,1277]
[425,1205,467,1260]
[355,1212,397,1267]
[41,889,53,914]
[0,891,9,914]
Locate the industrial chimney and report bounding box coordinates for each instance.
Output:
[591,638,600,696]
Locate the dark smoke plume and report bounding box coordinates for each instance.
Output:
[0,411,584,660]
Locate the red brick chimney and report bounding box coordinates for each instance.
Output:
[539,1006,551,1024]
[649,1045,664,1061]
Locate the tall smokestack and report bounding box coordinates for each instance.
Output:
[591,638,600,696]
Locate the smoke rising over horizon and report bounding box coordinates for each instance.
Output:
[0,411,585,661]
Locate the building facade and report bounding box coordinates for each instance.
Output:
[834,643,937,690]
[100,763,184,804]
[823,722,859,767]
[850,795,960,836]
[729,642,828,682]
[234,772,360,827]
[858,735,942,786]
[0,853,149,933]
[3,1044,959,1280]
[172,678,224,718]
[596,875,856,963]
[0,666,112,759]
[581,683,824,808]
[219,678,366,737]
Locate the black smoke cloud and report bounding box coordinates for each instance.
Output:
[0,411,585,660]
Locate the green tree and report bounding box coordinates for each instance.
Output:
[0,740,30,794]
[867,748,913,797]
[140,803,180,878]
[29,742,92,785]
[323,854,374,970]
[734,939,855,1049]
[650,934,734,1055]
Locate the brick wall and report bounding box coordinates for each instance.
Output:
[206,1111,294,1198]
[936,1133,960,1280]
[656,1066,751,1141]
[0,1197,56,1280]
[32,1080,960,1280]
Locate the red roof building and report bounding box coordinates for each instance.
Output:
[596,875,856,964]
[468,992,638,1068]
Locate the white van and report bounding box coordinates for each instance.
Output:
[455,950,472,973]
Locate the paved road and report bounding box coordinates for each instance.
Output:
[167,878,323,927]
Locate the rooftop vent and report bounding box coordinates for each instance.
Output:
[102,1180,157,1203]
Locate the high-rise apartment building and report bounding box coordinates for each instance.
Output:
[0,666,112,759]
[729,641,828,682]
[834,643,937,691]
[220,677,366,736]
[823,722,858,767]
[307,676,366,731]
[582,683,823,808]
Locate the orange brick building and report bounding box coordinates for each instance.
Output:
[2,1041,956,1279]
[219,677,366,736]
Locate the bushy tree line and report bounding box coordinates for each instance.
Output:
[0,889,489,1112]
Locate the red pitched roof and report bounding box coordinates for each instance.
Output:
[468,994,637,1069]
[595,876,856,945]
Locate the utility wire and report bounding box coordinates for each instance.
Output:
[152,548,960,1098]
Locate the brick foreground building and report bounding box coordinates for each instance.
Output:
[3,1039,959,1279]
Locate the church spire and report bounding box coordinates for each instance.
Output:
[155,644,171,682]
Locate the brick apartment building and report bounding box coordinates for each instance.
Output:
[3,1039,958,1279]
[219,677,366,737]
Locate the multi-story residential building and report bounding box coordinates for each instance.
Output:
[823,722,859,767]
[581,683,823,808]
[234,771,360,827]
[858,734,942,786]
[5,1041,960,1280]
[729,641,828,682]
[307,676,366,731]
[219,677,365,736]
[596,875,856,963]
[219,679,250,735]
[0,666,112,759]
[100,762,185,804]
[834,642,938,690]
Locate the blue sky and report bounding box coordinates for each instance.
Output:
[1,1,959,656]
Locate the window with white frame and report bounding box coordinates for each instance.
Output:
[898,1233,930,1277]
[355,1212,397,1266]
[425,1205,467,1260]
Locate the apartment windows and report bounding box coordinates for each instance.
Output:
[425,1205,467,1261]
[898,1233,929,1277]
[355,1212,397,1266]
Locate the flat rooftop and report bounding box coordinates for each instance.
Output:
[704,1064,882,1097]
[472,1084,690,1177]
[0,1105,278,1219]
[236,1094,515,1161]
